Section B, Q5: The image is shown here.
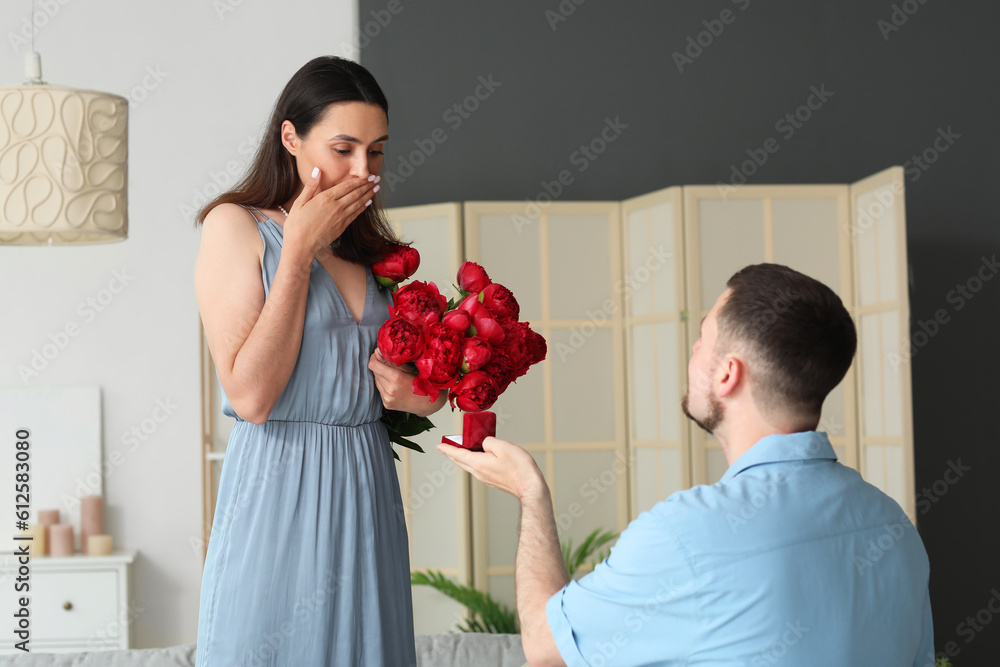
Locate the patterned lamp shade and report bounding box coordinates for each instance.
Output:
[0,85,128,244]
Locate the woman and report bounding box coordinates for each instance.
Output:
[193,56,445,666]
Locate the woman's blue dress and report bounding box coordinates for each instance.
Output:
[196,206,415,666]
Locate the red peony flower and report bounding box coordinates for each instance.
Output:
[482,347,517,394]
[457,261,491,295]
[449,371,499,412]
[373,244,420,289]
[412,376,448,403]
[461,336,492,373]
[377,316,425,365]
[528,328,547,365]
[390,281,447,330]
[459,294,505,345]
[496,316,520,337]
[442,309,472,333]
[503,320,534,374]
[496,317,546,376]
[482,283,520,320]
[471,316,505,346]
[415,323,464,386]
[457,293,482,316]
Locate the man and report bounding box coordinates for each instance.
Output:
[438,263,934,666]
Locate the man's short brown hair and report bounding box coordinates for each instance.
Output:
[715,264,857,423]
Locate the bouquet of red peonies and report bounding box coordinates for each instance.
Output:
[373,247,546,456]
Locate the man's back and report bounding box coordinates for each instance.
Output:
[546,431,934,666]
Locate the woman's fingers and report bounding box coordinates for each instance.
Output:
[312,178,375,235]
[323,175,376,205]
[368,350,388,377]
[369,350,422,412]
[281,171,381,253]
[291,166,322,212]
[368,351,396,388]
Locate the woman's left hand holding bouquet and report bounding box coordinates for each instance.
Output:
[368,348,447,417]
[369,244,447,420]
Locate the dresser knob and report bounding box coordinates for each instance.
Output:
[63,601,72,611]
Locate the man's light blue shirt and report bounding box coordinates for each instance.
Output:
[546,431,934,666]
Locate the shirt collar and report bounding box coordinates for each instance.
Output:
[720,431,838,482]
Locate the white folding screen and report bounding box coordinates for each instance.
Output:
[462,202,629,608]
[620,187,691,518]
[682,184,859,484]
[384,203,471,635]
[848,167,916,522]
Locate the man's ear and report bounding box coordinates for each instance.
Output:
[716,354,744,399]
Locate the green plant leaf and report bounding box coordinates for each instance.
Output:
[562,529,618,577]
[382,409,433,459]
[383,409,435,437]
[410,528,618,634]
[411,570,519,634]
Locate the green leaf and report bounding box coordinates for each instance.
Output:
[391,435,425,453]
[410,528,619,635]
[411,570,519,634]
[383,409,435,437]
[382,409,434,459]
[562,529,618,577]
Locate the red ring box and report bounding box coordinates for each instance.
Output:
[441,411,496,452]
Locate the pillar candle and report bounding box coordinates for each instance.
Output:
[87,534,113,556]
[17,523,46,557]
[37,509,60,524]
[49,524,75,557]
[37,509,60,556]
[80,495,104,552]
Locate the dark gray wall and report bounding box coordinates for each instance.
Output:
[360,0,999,661]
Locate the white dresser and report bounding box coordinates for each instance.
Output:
[0,550,136,654]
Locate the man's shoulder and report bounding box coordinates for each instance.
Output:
[639,480,748,540]
[642,458,915,552]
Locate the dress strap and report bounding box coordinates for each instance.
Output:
[236,203,265,223]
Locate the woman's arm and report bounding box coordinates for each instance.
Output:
[195,203,312,424]
[194,170,375,424]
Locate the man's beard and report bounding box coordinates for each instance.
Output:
[681,389,725,434]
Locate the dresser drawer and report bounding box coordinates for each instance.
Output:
[0,550,135,654]
[32,569,122,644]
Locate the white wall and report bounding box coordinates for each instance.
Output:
[0,0,357,648]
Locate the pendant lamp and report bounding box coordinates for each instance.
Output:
[0,3,128,245]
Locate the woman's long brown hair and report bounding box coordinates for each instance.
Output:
[195,56,401,265]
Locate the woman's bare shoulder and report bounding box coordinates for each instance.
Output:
[201,203,262,238]
[195,203,265,285]
[201,204,264,256]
